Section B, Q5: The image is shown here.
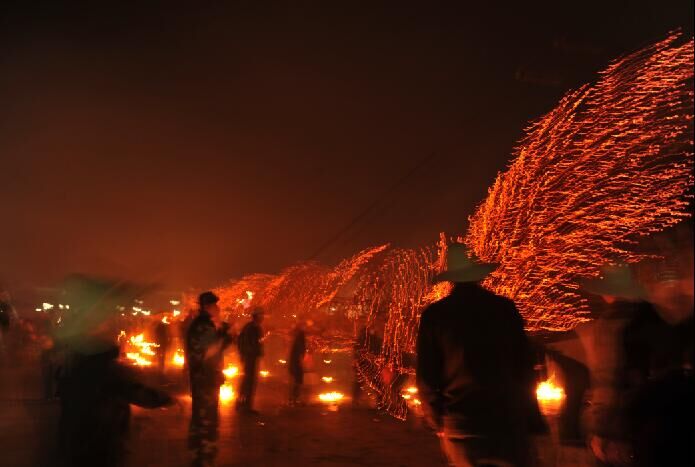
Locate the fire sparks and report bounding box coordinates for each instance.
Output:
[120,332,159,367]
[321,376,334,383]
[318,392,344,403]
[465,33,694,331]
[223,365,239,378]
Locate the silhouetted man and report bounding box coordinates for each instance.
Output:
[417,244,544,467]
[236,307,264,414]
[57,339,173,467]
[186,291,233,467]
[288,321,307,405]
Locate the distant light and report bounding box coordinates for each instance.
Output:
[223,365,239,378]
[42,302,54,310]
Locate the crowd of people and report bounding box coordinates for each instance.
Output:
[0,230,692,467]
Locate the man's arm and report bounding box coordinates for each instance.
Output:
[416,307,444,430]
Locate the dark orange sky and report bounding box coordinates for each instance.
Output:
[1,1,692,296]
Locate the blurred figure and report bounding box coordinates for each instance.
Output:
[416,244,545,467]
[288,320,307,406]
[0,289,16,363]
[54,275,174,467]
[57,338,174,467]
[185,291,234,467]
[155,317,171,373]
[579,262,693,467]
[236,307,264,414]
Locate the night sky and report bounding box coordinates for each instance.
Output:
[1,1,692,296]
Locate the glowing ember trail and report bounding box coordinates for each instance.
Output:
[200,33,693,420]
[120,332,160,367]
[465,33,694,331]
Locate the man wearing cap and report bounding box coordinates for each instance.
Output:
[236,307,264,414]
[416,244,544,467]
[186,291,233,467]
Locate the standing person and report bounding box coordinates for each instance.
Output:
[579,263,694,467]
[154,317,170,373]
[0,289,16,364]
[54,275,175,467]
[416,244,545,467]
[236,307,264,414]
[57,338,174,467]
[185,291,233,467]
[288,321,307,406]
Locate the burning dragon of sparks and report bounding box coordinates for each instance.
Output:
[465,32,694,331]
[194,33,693,419]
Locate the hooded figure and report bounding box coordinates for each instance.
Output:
[236,307,264,414]
[288,321,307,405]
[54,275,173,467]
[416,244,544,467]
[578,264,693,467]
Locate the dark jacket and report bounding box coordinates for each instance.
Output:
[185,310,233,388]
[416,282,543,436]
[57,343,172,467]
[238,321,263,362]
[288,330,306,377]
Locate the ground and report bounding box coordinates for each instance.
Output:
[0,353,446,467]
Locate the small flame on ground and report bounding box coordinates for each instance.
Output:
[536,380,565,402]
[172,349,185,367]
[318,392,344,403]
[405,386,418,394]
[323,360,332,364]
[321,376,334,383]
[259,370,270,378]
[220,384,235,404]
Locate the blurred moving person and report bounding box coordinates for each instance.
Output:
[185,291,234,467]
[54,275,174,467]
[288,320,307,406]
[154,316,171,373]
[580,262,693,467]
[416,244,545,467]
[236,307,264,414]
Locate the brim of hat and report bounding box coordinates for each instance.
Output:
[579,278,646,300]
[433,264,498,284]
